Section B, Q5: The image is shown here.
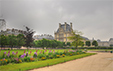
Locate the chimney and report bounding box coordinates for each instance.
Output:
[64,22,67,31]
[59,23,61,28]
[70,22,72,28]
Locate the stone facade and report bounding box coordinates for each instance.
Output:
[0,28,26,36]
[97,38,113,47]
[34,34,54,40]
[54,22,73,43]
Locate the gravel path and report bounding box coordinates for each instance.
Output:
[29,52,113,71]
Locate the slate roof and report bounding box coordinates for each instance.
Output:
[109,38,113,41]
[57,24,72,33]
[0,19,5,22]
[81,36,89,40]
[34,34,54,40]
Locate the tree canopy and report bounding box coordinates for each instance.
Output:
[67,30,84,48]
[0,34,25,49]
[92,40,98,47]
[33,39,63,49]
[85,41,91,47]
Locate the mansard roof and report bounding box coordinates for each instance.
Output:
[34,34,54,40]
[57,24,72,33]
[81,36,89,40]
[0,18,5,22]
[109,38,113,41]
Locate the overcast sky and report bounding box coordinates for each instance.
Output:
[0,0,113,41]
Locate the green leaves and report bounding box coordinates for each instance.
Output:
[85,41,91,47]
[67,30,84,48]
[0,34,25,49]
[33,39,64,48]
[92,40,98,47]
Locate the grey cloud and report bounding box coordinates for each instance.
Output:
[0,0,113,41]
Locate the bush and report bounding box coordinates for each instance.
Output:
[38,54,46,58]
[24,57,30,62]
[53,52,60,58]
[30,58,35,62]
[0,58,8,65]
[41,57,46,60]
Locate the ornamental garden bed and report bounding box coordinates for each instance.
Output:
[0,52,96,71]
[0,49,85,66]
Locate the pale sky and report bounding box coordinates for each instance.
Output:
[0,0,113,41]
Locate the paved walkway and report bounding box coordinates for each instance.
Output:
[29,52,113,71]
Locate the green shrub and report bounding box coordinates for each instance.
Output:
[33,54,37,58]
[38,54,46,58]
[48,52,53,55]
[24,57,30,62]
[59,52,63,55]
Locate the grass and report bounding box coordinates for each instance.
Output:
[0,53,96,71]
[0,49,70,57]
[86,49,113,51]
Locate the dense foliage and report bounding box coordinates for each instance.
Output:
[34,38,64,49]
[85,41,91,47]
[0,34,25,49]
[92,40,98,47]
[67,30,84,48]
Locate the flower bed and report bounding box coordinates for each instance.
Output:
[0,49,85,66]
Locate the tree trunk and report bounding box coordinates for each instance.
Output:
[11,45,13,50]
[27,47,29,51]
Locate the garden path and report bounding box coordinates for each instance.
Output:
[29,52,113,71]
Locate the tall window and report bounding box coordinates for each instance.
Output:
[59,34,64,38]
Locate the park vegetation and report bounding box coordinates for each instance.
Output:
[0,34,26,49]
[33,38,71,49]
[68,30,84,49]
[0,49,86,66]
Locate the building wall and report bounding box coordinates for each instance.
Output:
[54,22,73,43]
[34,34,54,40]
[97,38,113,47]
[98,42,109,47]
[0,28,25,36]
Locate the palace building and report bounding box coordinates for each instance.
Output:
[54,22,73,43]
[33,34,54,40]
[97,38,113,47]
[0,28,26,36]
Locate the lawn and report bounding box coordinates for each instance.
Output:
[0,49,70,57]
[86,49,113,51]
[0,53,96,71]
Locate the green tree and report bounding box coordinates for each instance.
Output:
[85,41,91,47]
[0,35,8,49]
[41,38,49,49]
[110,44,113,47]
[24,26,35,50]
[92,40,98,47]
[34,40,42,47]
[67,42,71,46]
[17,34,26,48]
[57,41,63,48]
[79,41,84,47]
[51,40,57,48]
[63,42,66,46]
[7,34,17,49]
[68,30,83,49]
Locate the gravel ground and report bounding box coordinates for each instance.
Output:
[29,52,113,71]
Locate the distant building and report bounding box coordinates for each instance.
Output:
[54,22,89,43]
[0,28,26,36]
[0,18,26,36]
[97,38,113,47]
[54,22,73,43]
[34,34,54,40]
